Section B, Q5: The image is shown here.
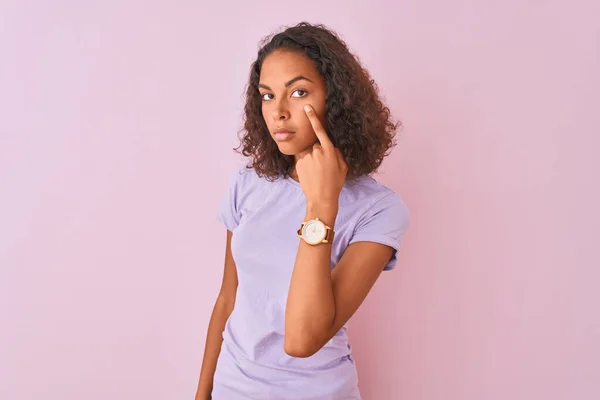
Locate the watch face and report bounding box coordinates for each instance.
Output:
[302,219,326,244]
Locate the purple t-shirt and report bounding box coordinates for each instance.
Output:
[212,167,409,399]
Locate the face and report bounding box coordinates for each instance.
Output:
[258,49,327,160]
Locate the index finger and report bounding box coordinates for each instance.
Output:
[304,105,334,150]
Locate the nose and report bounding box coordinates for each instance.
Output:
[271,98,290,121]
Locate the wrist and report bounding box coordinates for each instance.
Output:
[305,201,338,228]
[306,200,338,212]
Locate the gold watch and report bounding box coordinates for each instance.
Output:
[297,218,335,245]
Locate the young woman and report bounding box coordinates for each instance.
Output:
[196,22,410,400]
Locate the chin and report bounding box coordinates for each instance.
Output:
[277,147,297,156]
[274,136,310,156]
[273,141,296,155]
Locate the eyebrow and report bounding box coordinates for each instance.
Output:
[258,75,313,90]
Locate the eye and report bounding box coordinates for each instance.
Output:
[261,93,274,101]
[291,89,308,98]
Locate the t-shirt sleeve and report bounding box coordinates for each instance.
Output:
[216,169,244,232]
[348,192,410,271]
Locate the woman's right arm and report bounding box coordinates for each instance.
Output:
[195,230,238,400]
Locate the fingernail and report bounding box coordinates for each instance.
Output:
[304,105,311,112]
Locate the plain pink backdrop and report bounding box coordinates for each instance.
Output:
[1,1,598,399]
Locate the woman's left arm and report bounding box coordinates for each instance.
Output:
[284,105,395,358]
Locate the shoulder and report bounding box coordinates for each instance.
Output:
[342,176,410,270]
[228,165,257,182]
[342,175,410,239]
[226,166,266,191]
[342,175,409,217]
[218,166,275,231]
[224,166,284,205]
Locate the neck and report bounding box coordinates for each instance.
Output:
[289,166,299,182]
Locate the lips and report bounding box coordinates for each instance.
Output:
[273,128,295,142]
[274,132,294,141]
[273,128,295,135]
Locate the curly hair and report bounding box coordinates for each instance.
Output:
[235,21,401,182]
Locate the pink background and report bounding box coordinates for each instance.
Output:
[1,1,598,399]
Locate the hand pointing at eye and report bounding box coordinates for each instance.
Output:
[295,105,348,207]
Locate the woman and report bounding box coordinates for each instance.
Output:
[196,22,410,400]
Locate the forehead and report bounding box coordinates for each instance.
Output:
[259,49,322,83]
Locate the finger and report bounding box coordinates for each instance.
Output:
[334,147,344,162]
[335,148,348,169]
[304,105,334,150]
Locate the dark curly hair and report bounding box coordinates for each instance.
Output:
[235,22,401,182]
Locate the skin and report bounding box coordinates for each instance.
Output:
[259,49,328,180]
[259,49,395,358]
[195,231,237,400]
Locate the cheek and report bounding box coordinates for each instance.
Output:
[294,108,323,135]
[293,109,312,130]
[307,100,326,125]
[261,107,270,125]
